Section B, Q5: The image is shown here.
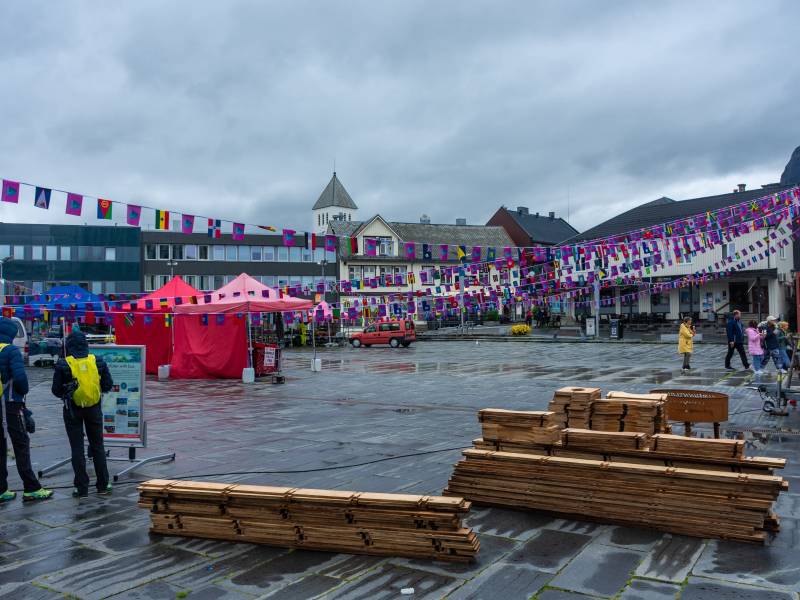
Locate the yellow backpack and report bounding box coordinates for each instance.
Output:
[66,354,101,407]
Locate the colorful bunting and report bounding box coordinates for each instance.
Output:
[65,193,83,216]
[1,179,19,203]
[34,186,51,209]
[405,242,416,259]
[181,214,195,234]
[155,209,169,229]
[207,218,221,238]
[127,204,142,226]
[232,222,245,241]
[97,198,113,220]
[282,229,296,246]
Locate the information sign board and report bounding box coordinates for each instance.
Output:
[90,345,146,448]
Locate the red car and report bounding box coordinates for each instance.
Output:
[350,320,416,348]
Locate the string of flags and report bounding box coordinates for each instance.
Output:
[2,175,797,257]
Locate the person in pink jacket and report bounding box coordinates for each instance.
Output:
[745,320,766,378]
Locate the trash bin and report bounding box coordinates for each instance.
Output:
[609,319,620,340]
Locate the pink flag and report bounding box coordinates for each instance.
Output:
[232,222,245,241]
[1,180,19,203]
[126,204,142,226]
[65,193,83,216]
[181,214,195,234]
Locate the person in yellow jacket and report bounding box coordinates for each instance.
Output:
[678,316,696,374]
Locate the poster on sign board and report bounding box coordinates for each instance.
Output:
[90,345,146,448]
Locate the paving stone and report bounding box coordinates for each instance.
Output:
[505,529,593,573]
[318,554,385,580]
[549,542,644,598]
[220,549,341,595]
[447,562,552,599]
[617,578,682,600]
[165,544,290,588]
[681,576,796,599]
[634,534,706,583]
[464,506,556,541]
[38,545,207,600]
[105,579,184,599]
[318,563,461,599]
[391,533,517,577]
[536,589,603,600]
[259,574,343,599]
[692,538,800,591]
[0,546,109,597]
[595,526,665,551]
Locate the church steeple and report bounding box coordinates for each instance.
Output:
[312,172,358,235]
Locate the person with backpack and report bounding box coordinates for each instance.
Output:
[0,317,53,502]
[51,329,114,498]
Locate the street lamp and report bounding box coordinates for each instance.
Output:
[166,260,178,278]
[0,256,13,306]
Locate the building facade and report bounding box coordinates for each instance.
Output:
[141,231,338,295]
[312,172,358,235]
[0,223,141,296]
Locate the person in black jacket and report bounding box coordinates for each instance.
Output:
[52,330,114,498]
[0,317,53,502]
[724,310,750,370]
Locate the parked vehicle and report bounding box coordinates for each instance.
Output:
[350,319,416,348]
[9,316,29,361]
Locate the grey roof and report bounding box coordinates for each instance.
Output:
[312,172,358,210]
[563,183,798,244]
[329,216,513,250]
[781,145,800,184]
[506,209,579,244]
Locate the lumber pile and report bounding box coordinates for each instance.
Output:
[479,409,561,445]
[139,480,479,562]
[549,387,600,428]
[591,392,667,435]
[650,434,744,460]
[562,428,649,452]
[445,449,787,543]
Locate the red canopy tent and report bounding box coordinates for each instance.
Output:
[113,276,200,374]
[170,274,312,379]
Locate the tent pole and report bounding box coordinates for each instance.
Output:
[247,312,253,369]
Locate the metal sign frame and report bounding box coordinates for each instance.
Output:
[90,344,146,448]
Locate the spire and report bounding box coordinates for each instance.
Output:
[312,172,357,210]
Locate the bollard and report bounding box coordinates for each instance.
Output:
[242,367,255,383]
[157,365,170,380]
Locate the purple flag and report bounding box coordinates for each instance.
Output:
[181,214,195,234]
[1,179,19,203]
[404,242,415,259]
[471,246,482,262]
[365,238,377,256]
[232,222,245,241]
[65,193,83,216]
[282,228,295,246]
[439,244,449,261]
[126,204,142,226]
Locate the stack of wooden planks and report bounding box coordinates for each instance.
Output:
[650,434,744,460]
[479,409,561,445]
[590,392,667,434]
[445,449,787,543]
[561,428,649,452]
[139,480,479,562]
[549,387,600,429]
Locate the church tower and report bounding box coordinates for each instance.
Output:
[312,172,358,235]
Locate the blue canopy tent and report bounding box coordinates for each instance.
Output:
[16,285,107,323]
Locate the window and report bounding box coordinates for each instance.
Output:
[364,266,376,278]
[677,251,694,265]
[278,277,289,287]
[302,247,312,262]
[171,245,184,260]
[326,249,336,263]
[238,246,250,261]
[251,246,262,261]
[213,245,225,260]
[159,275,170,288]
[318,214,321,226]
[277,247,289,261]
[105,247,116,261]
[185,245,198,260]
[225,246,237,261]
[349,266,361,280]
[0,245,9,259]
[158,244,170,260]
[213,275,225,289]
[184,275,197,288]
[289,247,301,262]
[290,276,301,287]
[145,244,157,260]
[313,248,325,262]
[779,245,786,260]
[199,275,213,291]
[32,246,43,260]
[377,237,394,256]
[46,245,57,260]
[722,242,735,260]
[13,245,24,259]
[224,275,235,284]
[145,275,157,291]
[199,245,209,260]
[264,247,275,261]
[60,246,71,261]
[91,281,102,294]
[262,275,276,287]
[90,246,104,261]
[32,281,44,294]
[105,281,116,293]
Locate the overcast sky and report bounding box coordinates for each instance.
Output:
[1,0,798,235]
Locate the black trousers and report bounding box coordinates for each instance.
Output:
[0,402,42,493]
[725,342,750,368]
[63,402,108,493]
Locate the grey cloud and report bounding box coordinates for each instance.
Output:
[0,0,798,235]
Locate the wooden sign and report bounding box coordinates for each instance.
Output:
[650,388,729,423]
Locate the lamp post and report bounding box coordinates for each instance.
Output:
[312,259,328,365]
[0,256,13,306]
[166,260,178,278]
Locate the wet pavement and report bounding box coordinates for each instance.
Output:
[2,341,799,599]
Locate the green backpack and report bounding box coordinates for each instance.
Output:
[66,354,101,407]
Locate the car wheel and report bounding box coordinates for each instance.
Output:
[401,341,411,347]
[351,339,361,348]
[390,338,400,348]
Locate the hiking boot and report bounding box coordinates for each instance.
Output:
[72,488,89,499]
[98,484,113,496]
[23,488,53,502]
[725,366,735,371]
[0,490,16,503]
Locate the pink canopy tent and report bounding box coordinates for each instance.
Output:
[170,274,312,379]
[174,273,312,314]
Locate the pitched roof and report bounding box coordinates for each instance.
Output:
[312,172,358,210]
[329,217,513,247]
[505,209,579,244]
[563,183,797,243]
